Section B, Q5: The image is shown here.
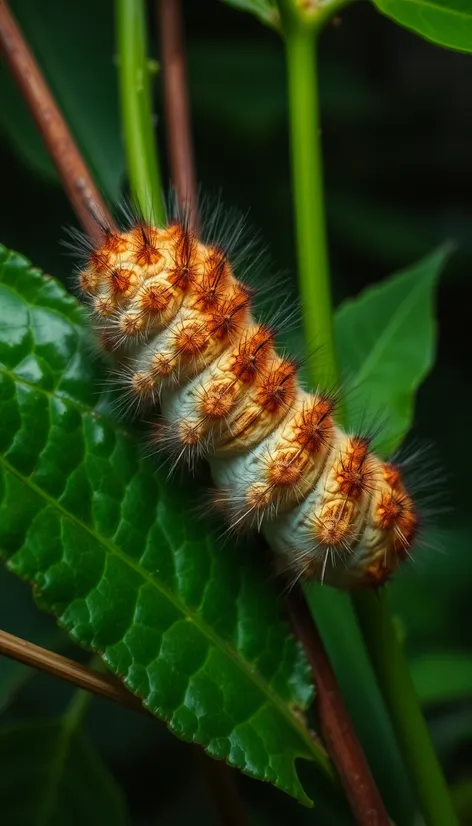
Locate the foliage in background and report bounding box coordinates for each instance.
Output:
[1,0,472,824]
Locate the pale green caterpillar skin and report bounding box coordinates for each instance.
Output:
[78,218,418,590]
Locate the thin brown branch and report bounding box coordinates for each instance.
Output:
[0,0,114,242]
[0,629,145,714]
[286,587,391,826]
[157,0,199,231]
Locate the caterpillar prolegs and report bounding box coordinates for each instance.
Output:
[77,213,418,590]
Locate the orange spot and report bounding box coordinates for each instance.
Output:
[130,224,162,266]
[131,372,154,397]
[335,437,371,499]
[151,353,173,377]
[138,282,169,314]
[79,268,99,295]
[101,230,129,255]
[393,494,418,555]
[267,449,303,488]
[174,321,207,356]
[295,395,335,453]
[230,326,274,383]
[376,491,404,530]
[119,312,144,337]
[207,283,252,341]
[314,500,355,546]
[107,267,137,296]
[201,381,237,419]
[193,248,229,311]
[89,248,112,275]
[93,296,114,317]
[256,359,297,414]
[383,463,402,489]
[167,224,198,291]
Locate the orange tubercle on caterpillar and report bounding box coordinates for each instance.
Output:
[77,213,421,591]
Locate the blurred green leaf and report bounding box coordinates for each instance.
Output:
[0,720,128,825]
[451,777,472,825]
[0,0,124,203]
[334,245,451,454]
[372,0,472,53]
[0,244,330,805]
[411,651,472,706]
[219,0,280,29]
[390,522,472,649]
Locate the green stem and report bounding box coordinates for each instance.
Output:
[115,0,165,224]
[282,12,338,387]
[279,2,458,824]
[354,590,459,826]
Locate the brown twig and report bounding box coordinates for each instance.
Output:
[0,0,114,242]
[157,0,199,232]
[0,629,145,714]
[286,587,391,826]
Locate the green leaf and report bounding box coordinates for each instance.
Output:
[411,651,472,706]
[0,0,125,202]
[0,720,128,826]
[0,244,328,805]
[371,0,472,54]
[334,245,451,455]
[219,0,280,29]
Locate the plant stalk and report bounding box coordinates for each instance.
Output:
[278,1,458,824]
[0,629,146,714]
[354,590,459,826]
[282,14,338,386]
[115,0,165,224]
[157,0,199,231]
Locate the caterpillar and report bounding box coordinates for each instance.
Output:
[75,207,418,591]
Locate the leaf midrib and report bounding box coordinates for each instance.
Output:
[0,367,331,777]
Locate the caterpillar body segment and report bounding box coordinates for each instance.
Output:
[78,218,419,590]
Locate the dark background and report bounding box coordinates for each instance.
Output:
[1,1,472,823]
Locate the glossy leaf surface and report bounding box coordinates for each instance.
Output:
[335,245,450,454]
[0,245,326,805]
[372,0,472,53]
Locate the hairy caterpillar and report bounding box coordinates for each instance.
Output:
[75,207,418,590]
